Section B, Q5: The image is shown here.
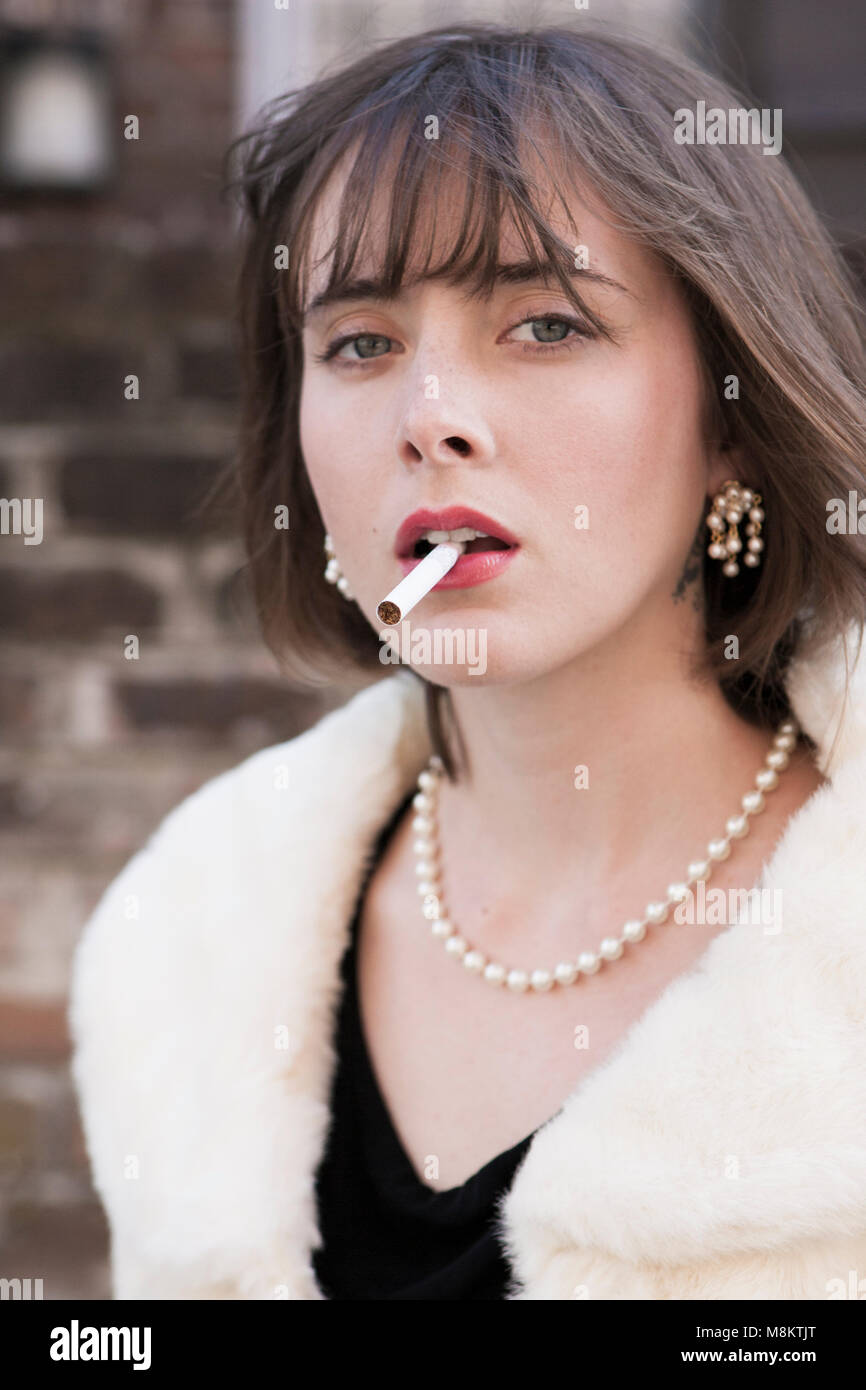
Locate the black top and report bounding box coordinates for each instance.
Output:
[312,789,538,1300]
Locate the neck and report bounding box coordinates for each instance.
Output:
[436,614,777,907]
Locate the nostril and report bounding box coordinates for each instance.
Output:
[444,436,470,457]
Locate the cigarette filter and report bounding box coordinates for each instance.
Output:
[377,541,465,625]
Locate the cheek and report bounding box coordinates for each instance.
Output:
[298,385,322,488]
[523,342,708,581]
[299,378,393,568]
[300,376,364,514]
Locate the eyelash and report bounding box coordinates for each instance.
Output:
[312,310,595,367]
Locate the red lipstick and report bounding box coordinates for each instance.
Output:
[393,506,520,590]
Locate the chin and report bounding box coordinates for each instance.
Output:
[385,638,559,688]
[374,603,617,687]
[377,608,521,685]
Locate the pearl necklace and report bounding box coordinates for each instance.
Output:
[412,718,799,993]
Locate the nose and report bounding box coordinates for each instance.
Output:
[394,381,496,470]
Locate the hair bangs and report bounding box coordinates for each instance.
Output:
[219,22,866,749]
[282,70,609,338]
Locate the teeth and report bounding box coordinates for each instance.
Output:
[423,527,490,543]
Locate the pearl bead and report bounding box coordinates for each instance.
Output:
[725,509,742,524]
[747,536,763,553]
[722,559,739,576]
[726,536,742,554]
[709,542,727,560]
[530,969,554,991]
[749,506,764,522]
[741,489,754,505]
[411,715,793,996]
[743,552,760,567]
[706,512,723,530]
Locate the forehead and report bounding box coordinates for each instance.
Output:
[297,132,656,318]
[298,130,575,307]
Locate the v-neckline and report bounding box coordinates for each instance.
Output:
[348,919,540,1202]
[347,911,539,1206]
[345,789,540,1202]
[346,780,782,1207]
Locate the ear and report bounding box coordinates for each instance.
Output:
[705,442,748,499]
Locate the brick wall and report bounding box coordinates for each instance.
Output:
[1,0,861,1303]
[0,0,340,1299]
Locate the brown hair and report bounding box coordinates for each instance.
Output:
[220,21,866,778]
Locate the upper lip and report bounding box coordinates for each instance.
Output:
[394,506,520,558]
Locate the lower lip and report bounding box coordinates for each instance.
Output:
[397,546,519,589]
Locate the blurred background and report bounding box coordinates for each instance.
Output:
[0,0,863,1300]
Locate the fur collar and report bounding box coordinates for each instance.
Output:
[69,622,866,1298]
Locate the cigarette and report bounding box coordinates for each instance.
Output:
[377,541,465,625]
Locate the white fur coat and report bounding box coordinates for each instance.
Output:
[68,623,866,1300]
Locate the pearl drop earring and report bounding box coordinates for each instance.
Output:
[706,480,764,577]
[323,533,355,600]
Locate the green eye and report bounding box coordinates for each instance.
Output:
[530,317,571,343]
[508,312,593,350]
[350,334,391,359]
[315,332,394,364]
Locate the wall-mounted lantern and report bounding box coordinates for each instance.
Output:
[0,24,115,194]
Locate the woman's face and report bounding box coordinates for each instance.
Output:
[299,165,733,686]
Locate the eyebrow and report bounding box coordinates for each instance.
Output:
[301,260,632,323]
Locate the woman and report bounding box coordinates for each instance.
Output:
[69,23,866,1300]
